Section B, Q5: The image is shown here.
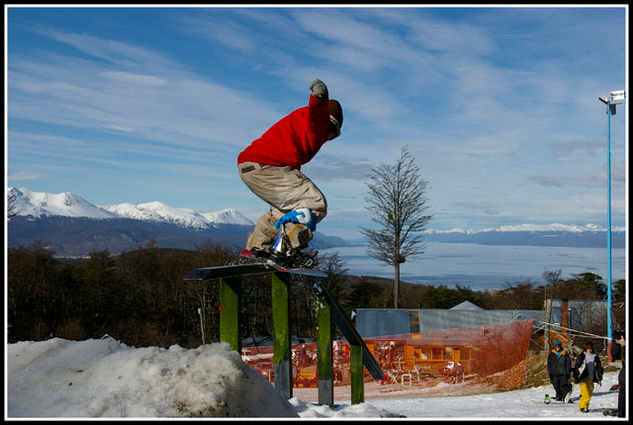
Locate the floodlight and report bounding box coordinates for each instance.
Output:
[610,90,625,101]
[597,88,624,360]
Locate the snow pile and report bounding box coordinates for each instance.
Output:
[6,337,623,419]
[7,338,297,418]
[289,397,400,418]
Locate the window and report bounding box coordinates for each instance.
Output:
[432,348,443,360]
[444,347,453,360]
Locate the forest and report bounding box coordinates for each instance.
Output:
[7,241,626,348]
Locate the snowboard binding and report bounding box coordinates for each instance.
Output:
[251,246,317,269]
[266,225,317,269]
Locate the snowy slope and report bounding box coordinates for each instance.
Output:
[7,337,623,419]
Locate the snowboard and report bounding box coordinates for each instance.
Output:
[603,407,619,416]
[239,249,322,275]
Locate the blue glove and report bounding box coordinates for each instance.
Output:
[275,208,317,231]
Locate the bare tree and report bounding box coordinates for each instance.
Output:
[542,269,563,305]
[360,146,432,308]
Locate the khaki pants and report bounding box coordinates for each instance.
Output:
[238,162,327,250]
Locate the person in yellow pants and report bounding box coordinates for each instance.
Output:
[578,379,594,410]
[573,340,603,413]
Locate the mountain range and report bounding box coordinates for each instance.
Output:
[7,187,350,256]
[7,187,625,256]
[9,187,254,227]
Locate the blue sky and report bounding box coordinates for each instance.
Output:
[6,5,628,240]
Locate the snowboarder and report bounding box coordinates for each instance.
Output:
[573,340,603,413]
[609,329,626,417]
[547,340,572,402]
[237,78,343,267]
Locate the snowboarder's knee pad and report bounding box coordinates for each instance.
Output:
[283,223,313,250]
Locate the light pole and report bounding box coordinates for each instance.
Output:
[598,89,625,360]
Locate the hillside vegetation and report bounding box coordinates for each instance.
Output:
[7,242,625,348]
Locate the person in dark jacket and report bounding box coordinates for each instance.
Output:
[547,340,572,402]
[610,330,626,418]
[574,340,603,412]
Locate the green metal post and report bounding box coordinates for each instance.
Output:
[316,297,333,405]
[271,272,292,399]
[350,344,364,404]
[219,277,241,352]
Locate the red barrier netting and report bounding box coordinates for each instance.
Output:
[241,318,535,393]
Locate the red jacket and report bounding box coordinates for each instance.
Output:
[237,94,330,170]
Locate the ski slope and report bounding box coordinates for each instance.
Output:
[6,337,623,419]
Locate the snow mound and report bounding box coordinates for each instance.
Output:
[289,397,400,418]
[7,338,297,418]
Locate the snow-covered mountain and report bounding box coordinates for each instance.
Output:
[7,187,348,256]
[421,222,625,249]
[8,187,254,228]
[8,187,623,254]
[424,222,625,234]
[201,209,253,226]
[8,187,119,219]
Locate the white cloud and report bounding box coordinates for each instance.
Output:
[528,173,605,189]
[8,171,46,181]
[99,71,167,87]
[290,9,434,72]
[549,139,604,157]
[171,14,257,53]
[8,33,283,150]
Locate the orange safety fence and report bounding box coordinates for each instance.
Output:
[241,318,535,392]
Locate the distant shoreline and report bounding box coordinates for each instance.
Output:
[321,242,626,291]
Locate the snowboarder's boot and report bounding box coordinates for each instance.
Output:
[285,248,318,269]
[251,246,273,260]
